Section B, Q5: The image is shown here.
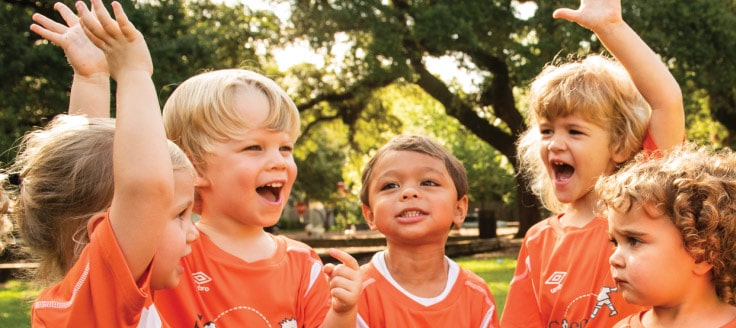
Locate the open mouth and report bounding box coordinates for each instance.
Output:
[256,182,283,202]
[398,210,427,218]
[552,161,574,181]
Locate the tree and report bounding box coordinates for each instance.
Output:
[280,0,736,237]
[0,0,281,162]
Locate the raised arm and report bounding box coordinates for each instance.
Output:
[77,0,173,281]
[553,0,685,150]
[30,2,110,118]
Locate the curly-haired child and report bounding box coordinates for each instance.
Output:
[596,143,736,327]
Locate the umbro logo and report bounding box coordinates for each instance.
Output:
[192,272,212,292]
[545,271,566,293]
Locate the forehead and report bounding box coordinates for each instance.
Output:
[373,150,447,175]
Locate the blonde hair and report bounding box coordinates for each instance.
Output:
[360,135,468,206]
[517,54,651,213]
[163,69,301,171]
[596,143,736,304]
[11,115,191,285]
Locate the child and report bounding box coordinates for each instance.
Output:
[596,143,736,328]
[502,0,685,326]
[12,1,198,326]
[154,69,361,325]
[356,134,500,327]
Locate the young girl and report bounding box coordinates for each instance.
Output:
[597,144,736,328]
[502,0,684,327]
[13,1,197,326]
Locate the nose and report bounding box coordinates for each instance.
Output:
[547,138,564,152]
[400,186,420,200]
[186,219,199,243]
[609,244,624,268]
[267,149,288,170]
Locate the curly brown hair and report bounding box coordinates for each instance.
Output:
[595,142,736,304]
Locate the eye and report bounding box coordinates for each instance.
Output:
[569,129,583,135]
[627,237,641,247]
[609,236,618,247]
[420,180,439,187]
[243,145,262,151]
[380,182,399,191]
[539,128,553,136]
[279,145,293,153]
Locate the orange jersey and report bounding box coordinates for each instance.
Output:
[614,311,736,328]
[357,251,499,327]
[153,232,331,327]
[501,215,643,328]
[31,216,166,327]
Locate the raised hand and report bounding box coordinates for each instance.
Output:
[552,0,623,33]
[31,2,108,78]
[76,0,152,80]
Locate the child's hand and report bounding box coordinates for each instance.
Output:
[552,0,622,33]
[323,248,361,314]
[30,2,108,79]
[76,0,152,81]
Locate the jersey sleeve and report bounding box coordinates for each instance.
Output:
[500,236,545,328]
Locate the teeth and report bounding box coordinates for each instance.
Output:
[400,210,422,217]
[263,182,283,188]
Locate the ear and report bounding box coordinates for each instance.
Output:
[362,204,378,231]
[692,259,714,276]
[611,148,629,165]
[452,195,469,228]
[194,169,210,188]
[86,212,107,237]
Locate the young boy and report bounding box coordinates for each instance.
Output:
[356,134,499,327]
[154,69,361,327]
[596,143,736,328]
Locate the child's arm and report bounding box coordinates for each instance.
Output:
[553,0,685,150]
[77,0,173,281]
[320,248,361,327]
[31,2,109,118]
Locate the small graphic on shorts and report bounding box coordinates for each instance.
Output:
[545,271,566,293]
[192,272,212,284]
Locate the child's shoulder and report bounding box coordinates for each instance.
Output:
[275,234,314,249]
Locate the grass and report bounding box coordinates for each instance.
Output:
[0,280,38,327]
[0,256,516,324]
[455,255,516,316]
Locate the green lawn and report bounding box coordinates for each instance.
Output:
[455,255,516,316]
[0,279,38,327]
[0,256,515,325]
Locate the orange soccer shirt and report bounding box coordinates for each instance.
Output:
[31,215,164,327]
[501,215,643,328]
[153,232,331,327]
[357,251,499,327]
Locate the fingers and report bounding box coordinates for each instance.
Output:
[54,2,79,27]
[328,248,359,271]
[552,8,577,22]
[75,1,105,50]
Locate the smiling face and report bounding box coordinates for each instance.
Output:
[361,150,468,245]
[539,113,626,206]
[607,203,706,307]
[196,90,297,229]
[151,169,199,290]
